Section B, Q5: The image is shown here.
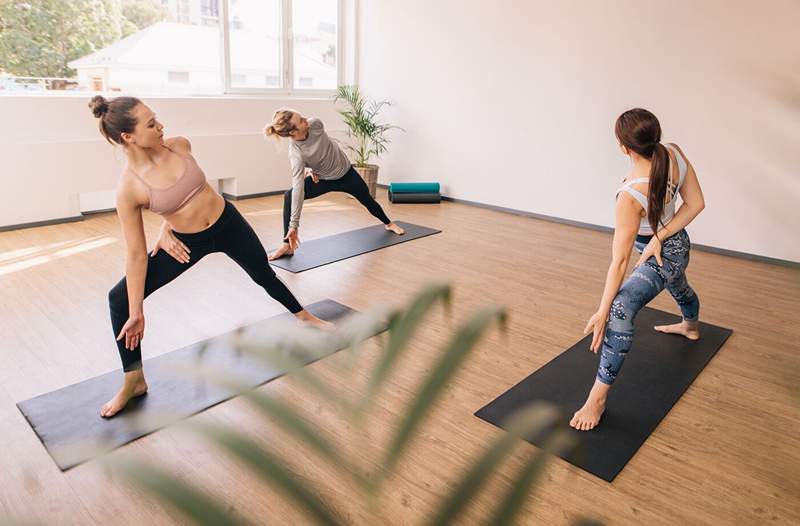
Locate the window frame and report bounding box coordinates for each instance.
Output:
[221,0,343,97]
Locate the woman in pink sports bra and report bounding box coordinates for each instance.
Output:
[89,95,332,418]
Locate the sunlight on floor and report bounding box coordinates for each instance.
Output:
[0,236,118,276]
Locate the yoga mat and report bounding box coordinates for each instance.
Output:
[475,307,732,482]
[18,299,386,471]
[389,191,441,204]
[269,221,441,273]
[389,182,440,193]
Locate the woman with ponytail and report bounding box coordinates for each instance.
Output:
[572,108,706,431]
[88,96,331,418]
[264,108,405,260]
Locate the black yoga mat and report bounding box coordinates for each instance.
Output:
[475,307,732,482]
[269,221,441,273]
[388,191,441,203]
[18,299,386,471]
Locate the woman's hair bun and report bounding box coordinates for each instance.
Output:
[89,95,109,118]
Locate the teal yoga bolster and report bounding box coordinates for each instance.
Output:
[389,182,440,194]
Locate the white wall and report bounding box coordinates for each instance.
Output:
[358,0,800,262]
[0,95,345,228]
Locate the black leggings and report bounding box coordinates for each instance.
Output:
[108,200,303,372]
[283,166,391,236]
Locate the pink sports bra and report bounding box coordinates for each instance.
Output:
[128,145,207,215]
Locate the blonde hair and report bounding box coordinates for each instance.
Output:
[264,108,298,142]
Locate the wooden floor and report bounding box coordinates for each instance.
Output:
[1,189,798,525]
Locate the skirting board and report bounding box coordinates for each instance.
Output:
[375,184,799,269]
[0,215,84,233]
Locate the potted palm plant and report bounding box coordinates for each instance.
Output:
[334,85,401,198]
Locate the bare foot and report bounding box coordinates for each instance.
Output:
[295,310,335,331]
[268,243,294,261]
[654,320,700,340]
[100,371,148,418]
[385,222,405,235]
[570,379,610,431]
[570,398,606,431]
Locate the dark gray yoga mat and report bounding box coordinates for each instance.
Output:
[18,299,385,471]
[269,221,441,273]
[475,307,732,482]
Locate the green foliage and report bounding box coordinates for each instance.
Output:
[333,84,402,167]
[113,283,581,525]
[120,0,166,32]
[0,0,165,78]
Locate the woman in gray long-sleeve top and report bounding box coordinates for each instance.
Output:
[265,108,405,260]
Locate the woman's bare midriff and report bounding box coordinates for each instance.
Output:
[161,184,226,233]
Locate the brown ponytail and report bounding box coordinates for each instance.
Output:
[647,142,670,237]
[615,108,670,237]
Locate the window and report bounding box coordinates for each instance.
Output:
[224,0,340,93]
[291,0,339,90]
[227,0,282,90]
[0,0,342,96]
[200,0,219,19]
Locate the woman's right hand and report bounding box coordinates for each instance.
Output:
[285,227,300,251]
[635,235,663,268]
[583,310,609,353]
[117,312,145,350]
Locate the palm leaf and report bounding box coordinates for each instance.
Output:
[489,429,574,526]
[427,403,561,526]
[116,459,248,526]
[333,84,402,165]
[233,331,352,414]
[188,421,344,526]
[358,282,451,416]
[380,306,508,481]
[188,370,356,483]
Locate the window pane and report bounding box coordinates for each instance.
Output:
[228,0,282,89]
[292,0,338,90]
[0,0,223,95]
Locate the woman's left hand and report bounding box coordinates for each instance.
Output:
[635,235,663,268]
[583,310,608,353]
[152,223,190,263]
[305,167,319,183]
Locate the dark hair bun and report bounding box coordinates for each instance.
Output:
[89,95,109,118]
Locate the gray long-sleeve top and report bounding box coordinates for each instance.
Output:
[287,118,351,229]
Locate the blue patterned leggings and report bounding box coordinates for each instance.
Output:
[597,229,700,385]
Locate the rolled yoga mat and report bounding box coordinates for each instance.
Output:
[269,221,441,273]
[389,191,442,204]
[388,182,440,194]
[475,307,732,482]
[18,299,387,471]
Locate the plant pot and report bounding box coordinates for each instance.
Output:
[353,164,379,199]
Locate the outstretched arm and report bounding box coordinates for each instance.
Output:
[585,193,641,352]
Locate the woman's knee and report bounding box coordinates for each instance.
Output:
[607,294,635,332]
[108,282,127,310]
